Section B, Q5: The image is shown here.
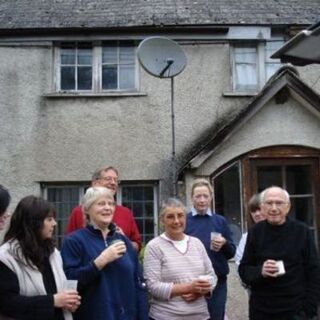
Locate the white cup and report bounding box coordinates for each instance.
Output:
[198,274,215,289]
[210,232,221,251]
[64,279,78,290]
[275,260,285,276]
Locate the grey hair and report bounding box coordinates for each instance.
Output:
[81,187,114,214]
[158,198,186,231]
[91,166,119,181]
[159,198,186,219]
[260,186,290,203]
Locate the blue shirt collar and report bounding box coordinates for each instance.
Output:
[191,207,213,216]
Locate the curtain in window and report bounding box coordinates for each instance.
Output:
[234,46,258,91]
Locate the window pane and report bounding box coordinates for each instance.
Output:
[235,64,257,90]
[145,218,154,235]
[78,67,92,90]
[47,187,81,248]
[265,41,283,80]
[266,63,281,80]
[119,64,135,89]
[132,202,143,218]
[120,45,135,64]
[102,43,118,64]
[102,65,117,89]
[235,47,256,63]
[290,197,313,226]
[145,203,154,217]
[61,48,75,65]
[132,187,143,201]
[122,187,132,202]
[144,187,154,200]
[265,41,284,60]
[234,47,257,91]
[61,66,75,90]
[120,184,155,245]
[78,48,92,65]
[286,165,311,194]
[257,166,282,192]
[213,162,241,244]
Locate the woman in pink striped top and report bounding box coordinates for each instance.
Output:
[144,198,217,320]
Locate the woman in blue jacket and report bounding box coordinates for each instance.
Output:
[61,186,148,320]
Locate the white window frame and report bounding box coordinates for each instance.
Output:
[42,181,158,246]
[42,183,88,248]
[117,182,159,244]
[53,41,139,93]
[230,39,283,93]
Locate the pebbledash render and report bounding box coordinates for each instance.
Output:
[0,1,320,257]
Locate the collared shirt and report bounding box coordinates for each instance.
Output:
[160,233,189,253]
[191,207,213,217]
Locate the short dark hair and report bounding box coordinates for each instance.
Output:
[0,185,11,216]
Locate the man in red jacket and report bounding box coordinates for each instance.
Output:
[65,166,141,251]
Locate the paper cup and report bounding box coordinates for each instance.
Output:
[210,232,221,250]
[198,275,215,289]
[275,260,285,276]
[64,279,78,290]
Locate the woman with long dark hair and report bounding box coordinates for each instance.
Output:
[0,195,81,320]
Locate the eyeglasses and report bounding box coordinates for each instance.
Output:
[262,201,287,208]
[99,176,119,184]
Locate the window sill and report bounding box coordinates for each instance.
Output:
[223,91,258,97]
[43,91,147,98]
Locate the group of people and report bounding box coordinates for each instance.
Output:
[0,167,319,320]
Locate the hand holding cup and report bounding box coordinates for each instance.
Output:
[262,259,285,278]
[94,239,126,270]
[210,232,226,252]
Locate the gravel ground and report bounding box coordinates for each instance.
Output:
[226,261,249,320]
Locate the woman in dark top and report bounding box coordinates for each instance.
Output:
[0,195,81,320]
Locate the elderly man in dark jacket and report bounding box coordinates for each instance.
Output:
[239,186,320,320]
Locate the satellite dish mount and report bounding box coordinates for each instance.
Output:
[138,37,187,196]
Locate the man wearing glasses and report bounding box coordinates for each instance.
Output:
[239,186,320,320]
[65,166,141,251]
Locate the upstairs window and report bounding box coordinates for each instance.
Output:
[232,40,284,93]
[60,42,92,91]
[55,41,137,93]
[102,42,135,90]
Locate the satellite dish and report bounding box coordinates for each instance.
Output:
[137,37,187,196]
[137,37,187,78]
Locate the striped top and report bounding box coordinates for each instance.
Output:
[143,235,216,320]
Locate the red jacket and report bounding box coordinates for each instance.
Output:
[65,205,142,249]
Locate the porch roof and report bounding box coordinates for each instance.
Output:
[178,65,320,176]
[271,21,320,65]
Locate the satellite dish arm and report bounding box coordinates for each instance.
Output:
[160,58,174,77]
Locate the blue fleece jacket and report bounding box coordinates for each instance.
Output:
[61,224,148,320]
[185,212,236,280]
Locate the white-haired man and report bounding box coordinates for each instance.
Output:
[239,186,320,320]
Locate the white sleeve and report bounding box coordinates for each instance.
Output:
[235,233,248,267]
